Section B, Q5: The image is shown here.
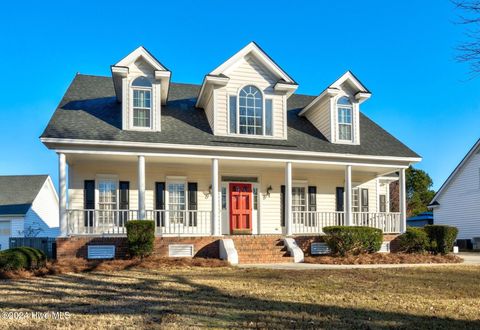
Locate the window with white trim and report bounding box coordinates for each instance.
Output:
[167,181,186,224]
[98,177,117,223]
[132,77,152,128]
[228,85,274,136]
[292,186,307,224]
[337,96,353,141]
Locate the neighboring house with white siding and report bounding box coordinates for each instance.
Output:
[429,138,480,244]
[0,175,59,250]
[40,42,420,263]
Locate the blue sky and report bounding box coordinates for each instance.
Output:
[0,0,478,190]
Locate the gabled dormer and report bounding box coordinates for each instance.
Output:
[299,71,371,145]
[111,46,171,132]
[196,42,298,139]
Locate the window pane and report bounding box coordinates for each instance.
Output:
[265,99,273,136]
[253,187,258,210]
[339,124,352,140]
[132,76,152,87]
[229,96,237,133]
[133,108,150,127]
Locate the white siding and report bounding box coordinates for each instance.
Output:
[433,152,480,239]
[24,208,59,237]
[214,55,286,139]
[305,97,331,141]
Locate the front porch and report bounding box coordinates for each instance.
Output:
[58,153,407,237]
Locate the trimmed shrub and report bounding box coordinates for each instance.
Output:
[0,247,47,271]
[126,220,155,258]
[398,227,430,253]
[323,226,383,256]
[424,225,458,254]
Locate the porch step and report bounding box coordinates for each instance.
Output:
[230,235,294,264]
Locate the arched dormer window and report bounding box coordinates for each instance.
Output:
[239,85,263,135]
[337,96,353,141]
[132,77,152,128]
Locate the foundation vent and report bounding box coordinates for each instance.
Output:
[87,245,115,259]
[311,242,331,255]
[169,244,194,257]
[379,242,391,253]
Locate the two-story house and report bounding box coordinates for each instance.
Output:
[41,42,420,263]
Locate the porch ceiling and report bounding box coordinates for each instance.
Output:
[66,153,398,177]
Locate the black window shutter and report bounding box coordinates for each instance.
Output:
[280,185,285,227]
[308,186,317,211]
[361,188,369,212]
[118,181,129,226]
[84,180,95,227]
[308,186,317,226]
[119,181,130,209]
[188,182,198,226]
[155,182,165,226]
[336,187,345,212]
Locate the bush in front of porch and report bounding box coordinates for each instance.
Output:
[126,220,155,258]
[323,226,383,256]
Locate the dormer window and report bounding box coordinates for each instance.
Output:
[132,77,152,128]
[229,85,274,137]
[239,85,263,135]
[337,96,353,141]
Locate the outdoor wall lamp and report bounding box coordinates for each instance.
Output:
[204,185,212,199]
[266,185,273,197]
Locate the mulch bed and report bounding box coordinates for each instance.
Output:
[0,256,229,279]
[304,253,463,265]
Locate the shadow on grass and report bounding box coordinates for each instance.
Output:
[0,268,479,329]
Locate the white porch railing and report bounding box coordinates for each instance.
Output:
[292,211,401,234]
[292,211,345,234]
[352,212,401,233]
[66,209,212,236]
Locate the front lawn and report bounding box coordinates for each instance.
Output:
[0,265,479,329]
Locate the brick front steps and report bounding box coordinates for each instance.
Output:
[229,235,294,264]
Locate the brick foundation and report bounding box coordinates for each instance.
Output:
[56,236,219,260]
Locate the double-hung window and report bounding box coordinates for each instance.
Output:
[132,76,152,128]
[292,186,307,224]
[98,177,117,224]
[229,85,273,136]
[337,96,353,141]
[167,181,186,224]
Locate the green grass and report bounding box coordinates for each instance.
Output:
[0,265,479,329]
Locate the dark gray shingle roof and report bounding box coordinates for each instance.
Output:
[0,175,48,216]
[41,74,419,158]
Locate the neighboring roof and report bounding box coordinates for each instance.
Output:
[429,138,480,206]
[407,212,433,221]
[0,175,48,216]
[41,74,420,159]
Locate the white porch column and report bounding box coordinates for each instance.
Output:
[285,162,293,236]
[211,158,220,236]
[345,165,353,226]
[399,168,407,233]
[58,153,67,237]
[138,155,146,220]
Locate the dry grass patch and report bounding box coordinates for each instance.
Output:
[304,253,463,265]
[0,256,228,279]
[0,265,479,328]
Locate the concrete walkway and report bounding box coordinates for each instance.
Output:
[238,252,480,270]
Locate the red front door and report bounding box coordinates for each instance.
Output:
[229,183,252,234]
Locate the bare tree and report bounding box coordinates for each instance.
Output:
[454,1,480,73]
